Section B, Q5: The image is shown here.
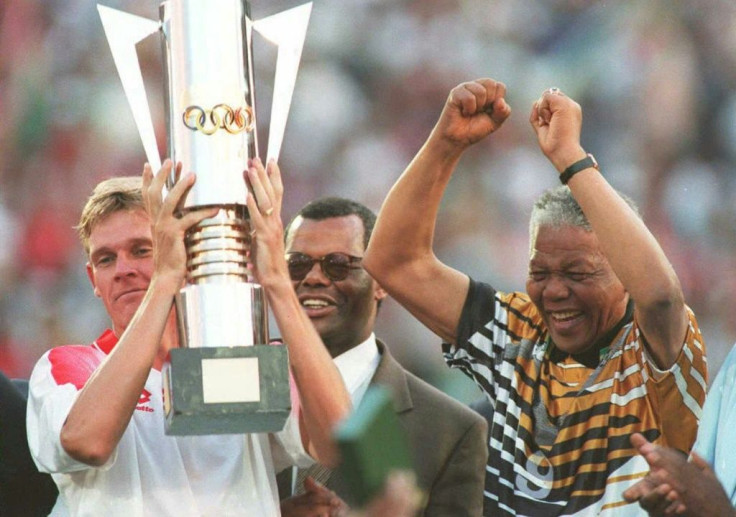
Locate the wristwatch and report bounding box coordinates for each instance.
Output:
[559,153,598,185]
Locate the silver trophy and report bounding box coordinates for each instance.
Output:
[98,0,311,435]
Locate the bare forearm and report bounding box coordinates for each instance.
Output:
[531,87,687,366]
[264,278,351,467]
[366,135,462,278]
[569,169,682,306]
[367,79,511,344]
[533,93,683,309]
[365,137,469,342]
[60,277,178,465]
[567,167,686,365]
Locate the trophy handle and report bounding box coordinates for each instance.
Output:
[98,2,312,170]
[97,5,162,172]
[252,3,312,163]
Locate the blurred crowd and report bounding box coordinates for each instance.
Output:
[2,0,736,398]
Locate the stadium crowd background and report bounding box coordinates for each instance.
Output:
[2,0,736,400]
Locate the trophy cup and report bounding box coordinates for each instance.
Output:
[98,0,312,435]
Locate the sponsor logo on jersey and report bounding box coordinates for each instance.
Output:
[136,388,154,413]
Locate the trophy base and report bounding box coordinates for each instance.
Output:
[162,344,291,436]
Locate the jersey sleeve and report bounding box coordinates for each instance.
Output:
[642,307,708,453]
[443,278,543,402]
[26,346,117,474]
[442,279,499,393]
[270,407,313,472]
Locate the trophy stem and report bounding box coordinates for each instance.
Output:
[185,206,251,283]
[165,204,287,435]
[175,207,269,349]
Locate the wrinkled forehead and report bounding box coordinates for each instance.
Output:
[529,224,605,264]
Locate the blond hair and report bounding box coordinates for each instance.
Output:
[76,176,144,254]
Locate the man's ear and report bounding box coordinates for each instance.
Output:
[374,283,388,302]
[86,262,101,298]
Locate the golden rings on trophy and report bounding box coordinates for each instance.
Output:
[182,104,254,135]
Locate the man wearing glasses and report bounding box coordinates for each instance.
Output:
[278,197,488,517]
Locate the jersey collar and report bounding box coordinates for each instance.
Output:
[94,329,118,355]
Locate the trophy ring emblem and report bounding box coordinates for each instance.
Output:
[183,103,255,135]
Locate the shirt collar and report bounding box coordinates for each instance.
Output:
[333,333,381,395]
[548,298,635,367]
[94,329,118,355]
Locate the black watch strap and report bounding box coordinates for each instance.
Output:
[559,153,598,185]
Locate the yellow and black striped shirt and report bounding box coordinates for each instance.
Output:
[444,279,707,516]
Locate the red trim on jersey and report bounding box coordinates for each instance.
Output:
[49,346,102,390]
[95,329,118,355]
[48,330,118,389]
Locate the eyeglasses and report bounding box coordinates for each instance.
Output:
[285,252,363,282]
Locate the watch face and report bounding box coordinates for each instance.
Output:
[588,153,598,170]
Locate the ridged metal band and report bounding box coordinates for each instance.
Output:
[184,206,252,284]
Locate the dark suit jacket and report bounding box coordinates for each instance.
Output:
[281,341,488,516]
[0,373,58,516]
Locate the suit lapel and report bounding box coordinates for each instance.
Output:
[371,340,413,414]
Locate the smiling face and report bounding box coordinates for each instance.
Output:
[85,209,154,336]
[285,215,386,358]
[525,224,629,355]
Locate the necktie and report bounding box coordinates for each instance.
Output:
[294,463,333,495]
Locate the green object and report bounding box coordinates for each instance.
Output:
[334,386,413,507]
[163,344,291,435]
